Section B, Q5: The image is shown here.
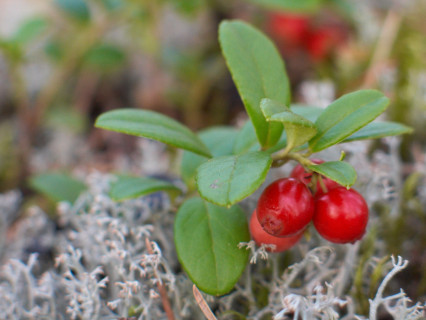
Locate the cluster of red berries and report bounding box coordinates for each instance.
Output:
[267,12,347,62]
[250,159,369,252]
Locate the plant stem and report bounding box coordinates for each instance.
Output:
[145,238,175,320]
[193,285,217,320]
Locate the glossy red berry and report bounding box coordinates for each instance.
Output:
[290,159,340,197]
[314,187,369,244]
[268,13,310,47]
[250,211,303,252]
[257,178,315,237]
[306,26,346,62]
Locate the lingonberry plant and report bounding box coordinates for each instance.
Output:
[94,20,412,296]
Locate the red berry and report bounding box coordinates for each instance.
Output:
[306,26,346,62]
[268,12,310,47]
[290,159,340,197]
[314,187,369,244]
[250,210,303,252]
[257,178,315,237]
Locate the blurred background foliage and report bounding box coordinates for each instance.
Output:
[0,0,424,192]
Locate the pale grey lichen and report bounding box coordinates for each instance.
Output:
[0,141,425,319]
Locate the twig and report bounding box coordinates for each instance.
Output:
[193,285,217,320]
[144,237,175,320]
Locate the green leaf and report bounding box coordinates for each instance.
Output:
[55,0,90,21]
[174,197,250,295]
[233,121,260,155]
[307,161,357,188]
[219,20,290,148]
[290,104,323,123]
[170,0,206,15]
[265,130,287,154]
[309,90,390,152]
[343,121,413,143]
[29,173,86,203]
[95,109,211,158]
[101,0,124,11]
[10,17,48,45]
[196,151,272,207]
[84,44,126,70]
[109,176,180,201]
[45,107,88,133]
[181,127,238,185]
[246,0,322,12]
[44,41,64,61]
[261,98,317,148]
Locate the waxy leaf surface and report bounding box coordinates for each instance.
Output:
[261,98,317,148]
[95,109,211,157]
[181,127,238,185]
[233,121,260,154]
[307,161,357,188]
[290,104,323,123]
[196,151,272,207]
[219,20,290,148]
[310,90,390,152]
[343,121,413,143]
[174,197,250,295]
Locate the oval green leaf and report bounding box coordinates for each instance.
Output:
[196,151,272,207]
[181,127,238,186]
[174,197,250,295]
[55,0,90,22]
[10,17,48,45]
[265,130,287,154]
[109,176,181,201]
[219,20,290,148]
[307,161,357,188]
[261,98,317,148]
[84,44,126,70]
[29,173,86,203]
[309,90,390,152]
[95,109,211,158]
[290,104,323,123]
[342,121,413,143]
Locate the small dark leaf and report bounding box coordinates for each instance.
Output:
[109,176,180,201]
[84,44,126,70]
[10,17,48,45]
[55,0,90,22]
[29,173,86,203]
